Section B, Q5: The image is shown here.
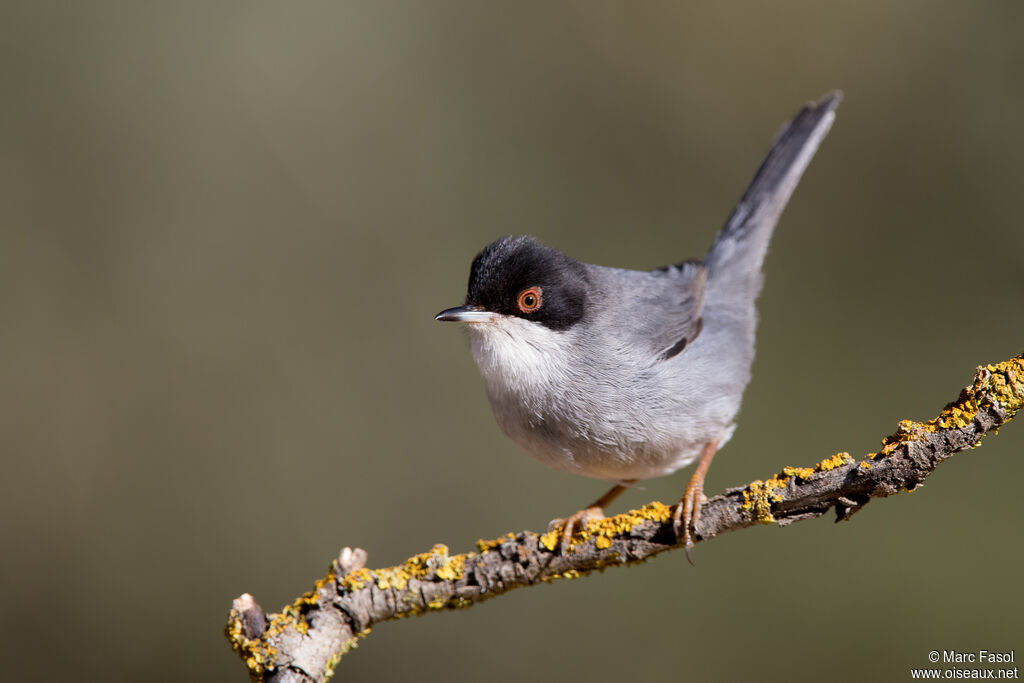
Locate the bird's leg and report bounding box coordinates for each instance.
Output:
[673,440,719,566]
[550,480,635,554]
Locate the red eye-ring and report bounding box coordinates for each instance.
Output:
[516,286,542,313]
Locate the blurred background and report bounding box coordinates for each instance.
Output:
[2,2,1022,681]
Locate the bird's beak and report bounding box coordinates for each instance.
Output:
[434,305,497,323]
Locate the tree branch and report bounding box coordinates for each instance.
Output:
[225,353,1023,682]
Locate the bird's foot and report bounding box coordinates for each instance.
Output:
[672,475,706,566]
[548,506,604,555]
[672,440,719,566]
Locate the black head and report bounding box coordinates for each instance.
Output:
[463,236,590,331]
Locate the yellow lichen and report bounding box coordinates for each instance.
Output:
[476,533,516,553]
[740,477,787,523]
[371,545,466,590]
[989,361,1024,412]
[434,552,465,581]
[338,567,371,591]
[815,452,853,471]
[874,358,1024,457]
[736,357,1024,525]
[597,551,623,569]
[541,569,581,583]
[290,574,331,611]
[539,501,671,553]
[740,453,853,523]
[323,642,355,682]
[539,529,560,552]
[782,465,815,480]
[224,611,277,678]
[373,566,411,591]
[226,604,316,679]
[538,502,672,552]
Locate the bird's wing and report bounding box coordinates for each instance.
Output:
[638,259,708,361]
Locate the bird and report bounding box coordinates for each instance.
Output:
[435,91,841,562]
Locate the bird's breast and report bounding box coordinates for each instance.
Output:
[465,318,725,480]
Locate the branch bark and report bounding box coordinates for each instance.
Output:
[226,354,1024,682]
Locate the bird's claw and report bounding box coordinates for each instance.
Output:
[673,478,706,566]
[673,440,718,566]
[549,506,604,555]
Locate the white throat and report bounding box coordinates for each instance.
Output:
[466,316,573,396]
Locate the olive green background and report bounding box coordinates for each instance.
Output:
[2,3,1022,682]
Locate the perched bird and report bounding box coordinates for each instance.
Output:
[436,92,840,561]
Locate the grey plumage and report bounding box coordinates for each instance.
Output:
[438,92,841,484]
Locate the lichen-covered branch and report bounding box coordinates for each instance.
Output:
[226,354,1024,682]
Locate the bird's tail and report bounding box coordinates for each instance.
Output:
[704,91,841,299]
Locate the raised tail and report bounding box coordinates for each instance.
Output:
[705,91,841,292]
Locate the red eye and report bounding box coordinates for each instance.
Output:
[517,286,542,313]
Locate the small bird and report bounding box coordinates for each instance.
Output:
[436,92,840,561]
